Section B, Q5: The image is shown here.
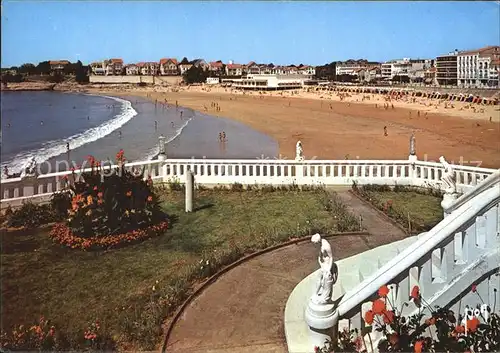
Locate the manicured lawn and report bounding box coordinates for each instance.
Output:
[358,189,443,233]
[1,188,358,350]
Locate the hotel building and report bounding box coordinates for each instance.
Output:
[436,50,458,86]
[457,46,500,88]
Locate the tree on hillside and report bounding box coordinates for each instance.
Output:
[183,65,208,84]
[74,60,89,83]
[18,63,37,75]
[36,61,52,75]
[180,57,189,64]
[315,62,336,81]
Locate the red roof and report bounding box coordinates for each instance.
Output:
[49,60,70,65]
[160,58,178,65]
[227,64,242,69]
[209,61,224,68]
[136,62,145,67]
[110,58,123,64]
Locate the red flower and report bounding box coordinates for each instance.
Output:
[364,310,374,324]
[378,285,390,298]
[383,310,395,324]
[467,317,480,332]
[410,285,420,300]
[455,325,465,333]
[126,191,132,197]
[314,346,320,353]
[414,340,423,353]
[93,186,98,191]
[147,196,153,202]
[97,192,103,198]
[471,284,477,293]
[372,299,386,314]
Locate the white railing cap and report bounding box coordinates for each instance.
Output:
[335,184,500,320]
[445,169,500,213]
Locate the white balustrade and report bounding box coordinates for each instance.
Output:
[1,158,498,205]
[330,177,500,347]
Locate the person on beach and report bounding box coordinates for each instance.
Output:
[218,132,222,142]
[222,131,226,142]
[118,131,122,139]
[176,100,178,108]
[66,142,70,153]
[87,116,90,120]
[180,111,183,119]
[384,126,388,136]
[154,121,158,130]
[40,120,44,125]
[171,122,175,128]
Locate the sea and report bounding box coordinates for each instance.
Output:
[0,91,278,175]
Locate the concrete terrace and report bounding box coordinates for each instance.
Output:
[163,190,407,353]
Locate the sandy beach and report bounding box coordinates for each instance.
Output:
[89,85,500,168]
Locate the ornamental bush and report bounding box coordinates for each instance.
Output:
[49,151,168,250]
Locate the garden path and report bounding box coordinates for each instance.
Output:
[164,190,408,353]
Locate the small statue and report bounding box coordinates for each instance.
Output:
[439,156,456,194]
[311,233,337,305]
[295,140,304,161]
[22,157,38,178]
[410,132,416,156]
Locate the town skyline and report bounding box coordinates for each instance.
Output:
[2,1,499,68]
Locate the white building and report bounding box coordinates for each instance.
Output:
[125,64,139,76]
[336,62,369,76]
[206,77,220,85]
[232,74,311,90]
[457,46,500,88]
[225,64,244,76]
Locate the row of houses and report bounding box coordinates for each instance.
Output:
[88,58,316,78]
[436,46,499,88]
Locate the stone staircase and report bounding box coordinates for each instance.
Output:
[284,235,420,353]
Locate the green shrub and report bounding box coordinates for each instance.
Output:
[6,202,55,228]
[50,191,72,221]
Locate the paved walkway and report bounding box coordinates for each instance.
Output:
[165,191,407,353]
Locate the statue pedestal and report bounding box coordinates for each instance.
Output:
[158,153,166,162]
[305,300,336,348]
[441,192,459,217]
[408,154,417,163]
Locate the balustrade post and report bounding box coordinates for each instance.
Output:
[157,135,168,182]
[185,169,194,213]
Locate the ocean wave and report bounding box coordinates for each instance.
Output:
[1,95,138,174]
[141,114,194,160]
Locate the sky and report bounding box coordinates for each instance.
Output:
[1,1,499,67]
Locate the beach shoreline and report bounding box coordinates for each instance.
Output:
[3,83,500,169]
[89,85,500,168]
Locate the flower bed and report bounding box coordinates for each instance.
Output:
[317,283,499,353]
[48,151,168,250]
[49,221,169,250]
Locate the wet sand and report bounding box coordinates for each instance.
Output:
[97,88,500,169]
[38,95,278,173]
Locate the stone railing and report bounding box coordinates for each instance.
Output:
[0,157,496,205]
[326,174,500,349]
